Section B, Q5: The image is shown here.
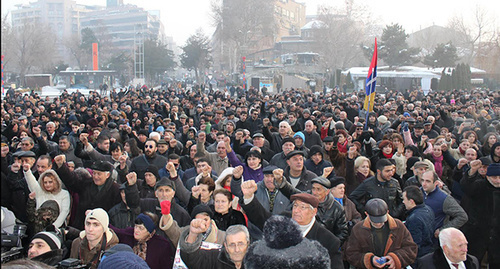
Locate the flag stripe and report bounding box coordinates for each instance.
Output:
[363,38,377,112]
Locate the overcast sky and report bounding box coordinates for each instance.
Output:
[2,0,499,45]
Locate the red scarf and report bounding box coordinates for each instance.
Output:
[338,141,348,153]
[382,152,394,159]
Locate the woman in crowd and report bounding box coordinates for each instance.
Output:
[211,189,246,231]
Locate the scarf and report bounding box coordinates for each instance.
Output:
[133,232,154,261]
[382,152,394,159]
[334,197,343,206]
[433,153,444,177]
[459,147,466,155]
[337,141,348,153]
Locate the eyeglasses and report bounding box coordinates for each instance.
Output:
[145,145,155,149]
[356,128,363,130]
[227,242,248,250]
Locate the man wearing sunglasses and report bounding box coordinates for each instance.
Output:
[129,139,168,180]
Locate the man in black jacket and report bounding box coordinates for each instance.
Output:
[240,180,343,269]
[129,139,168,179]
[349,159,405,219]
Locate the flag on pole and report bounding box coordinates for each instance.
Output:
[363,38,377,112]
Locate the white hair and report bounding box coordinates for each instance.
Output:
[46,122,55,127]
[439,227,462,248]
[149,132,161,141]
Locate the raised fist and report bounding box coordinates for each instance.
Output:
[273,168,284,183]
[22,162,31,172]
[54,155,66,168]
[469,159,482,172]
[166,162,176,173]
[197,132,206,143]
[126,172,137,186]
[191,185,201,198]
[457,158,469,169]
[118,154,127,165]
[79,133,89,146]
[241,180,258,199]
[160,200,171,215]
[32,126,41,137]
[233,166,244,179]
[189,218,208,235]
[322,166,334,178]
[29,191,36,200]
[185,140,193,149]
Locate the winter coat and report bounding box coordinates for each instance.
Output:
[179,229,241,269]
[231,176,291,215]
[304,159,333,178]
[55,163,122,230]
[269,152,288,170]
[404,203,435,258]
[227,150,263,183]
[108,201,140,229]
[70,229,119,269]
[303,130,323,149]
[283,166,316,192]
[344,216,418,269]
[417,248,479,269]
[349,175,405,219]
[129,153,168,180]
[278,180,348,242]
[211,207,247,231]
[26,199,60,238]
[24,169,70,228]
[111,226,175,269]
[460,170,500,264]
[421,186,468,232]
[32,249,64,266]
[240,197,343,269]
[5,167,32,222]
[327,148,347,178]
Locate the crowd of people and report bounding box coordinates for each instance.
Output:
[1,84,499,269]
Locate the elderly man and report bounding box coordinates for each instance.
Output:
[240,180,343,269]
[196,131,229,176]
[53,156,122,229]
[303,120,322,149]
[262,119,292,153]
[417,228,479,269]
[180,224,248,269]
[269,137,296,169]
[344,198,418,269]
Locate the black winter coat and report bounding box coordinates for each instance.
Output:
[417,248,479,269]
[55,163,122,230]
[211,207,247,231]
[348,175,405,219]
[108,201,139,229]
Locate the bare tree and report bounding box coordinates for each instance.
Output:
[5,19,56,87]
[211,0,276,73]
[313,1,370,75]
[447,5,496,64]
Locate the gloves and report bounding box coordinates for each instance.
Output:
[360,131,371,142]
[160,200,171,215]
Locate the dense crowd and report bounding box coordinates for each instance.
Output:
[1,84,499,269]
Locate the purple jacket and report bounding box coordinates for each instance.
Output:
[227,150,264,182]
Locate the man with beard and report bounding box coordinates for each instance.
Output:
[349,159,405,219]
[129,139,168,179]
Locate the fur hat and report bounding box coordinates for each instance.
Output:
[244,215,330,269]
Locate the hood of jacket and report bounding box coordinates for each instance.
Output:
[38,169,63,194]
[491,142,500,162]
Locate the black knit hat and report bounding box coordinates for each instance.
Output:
[308,145,324,158]
[281,136,295,146]
[144,164,160,180]
[31,231,62,250]
[190,204,214,219]
[244,215,330,269]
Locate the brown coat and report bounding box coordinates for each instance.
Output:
[344,215,418,269]
[70,230,119,269]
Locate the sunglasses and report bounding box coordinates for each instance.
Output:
[145,145,155,149]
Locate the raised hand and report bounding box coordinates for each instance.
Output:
[160,200,171,215]
[469,159,482,175]
[191,185,201,198]
[273,168,284,185]
[126,172,137,186]
[241,180,258,199]
[233,166,244,179]
[457,158,469,169]
[29,191,36,200]
[189,218,208,235]
[32,126,41,138]
[322,166,334,178]
[54,154,66,168]
[79,133,89,146]
[22,162,31,172]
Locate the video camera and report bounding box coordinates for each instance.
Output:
[1,224,27,264]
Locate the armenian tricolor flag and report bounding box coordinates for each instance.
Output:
[363,38,377,113]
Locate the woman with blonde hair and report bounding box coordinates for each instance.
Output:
[345,150,374,195]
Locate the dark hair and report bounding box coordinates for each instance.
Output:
[145,138,157,147]
[404,145,421,157]
[198,176,216,192]
[378,140,394,150]
[168,153,180,160]
[125,138,141,158]
[37,154,52,165]
[245,150,262,166]
[403,185,424,205]
[376,158,394,171]
[213,188,233,202]
[196,157,211,166]
[110,142,124,153]
[96,134,109,144]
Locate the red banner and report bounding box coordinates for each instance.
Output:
[92,43,98,70]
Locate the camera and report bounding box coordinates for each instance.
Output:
[1,224,28,264]
[57,258,90,269]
